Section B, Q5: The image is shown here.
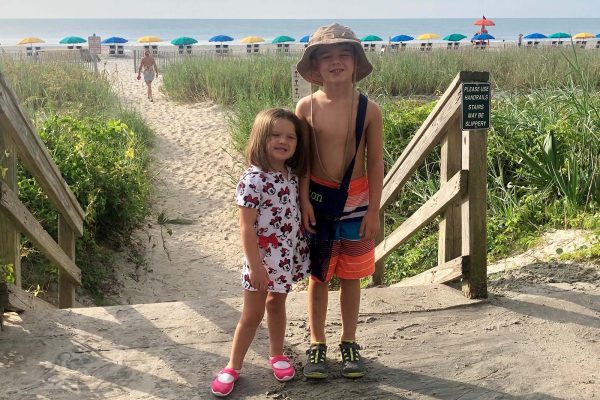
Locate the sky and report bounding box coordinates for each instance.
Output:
[1,0,599,19]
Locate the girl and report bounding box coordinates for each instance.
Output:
[211,108,310,397]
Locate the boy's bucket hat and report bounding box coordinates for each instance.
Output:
[296,23,373,86]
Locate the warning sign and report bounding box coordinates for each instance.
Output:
[88,34,101,55]
[461,82,491,130]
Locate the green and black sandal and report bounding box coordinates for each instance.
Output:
[339,341,365,378]
[303,343,328,379]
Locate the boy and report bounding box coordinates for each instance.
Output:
[295,23,384,379]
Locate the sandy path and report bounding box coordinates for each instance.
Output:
[102,59,242,304]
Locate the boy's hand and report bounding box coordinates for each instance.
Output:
[249,265,270,291]
[359,209,380,241]
[301,201,316,234]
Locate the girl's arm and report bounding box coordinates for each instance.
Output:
[239,206,270,291]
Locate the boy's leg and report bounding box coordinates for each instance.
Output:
[227,290,268,370]
[339,278,361,341]
[265,292,287,356]
[308,278,328,343]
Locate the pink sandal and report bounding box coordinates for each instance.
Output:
[210,367,239,397]
[269,355,295,382]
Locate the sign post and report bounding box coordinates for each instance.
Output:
[461,82,491,130]
[291,65,312,103]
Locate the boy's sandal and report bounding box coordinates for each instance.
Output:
[210,367,239,397]
[269,355,296,382]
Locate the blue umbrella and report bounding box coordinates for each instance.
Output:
[102,36,128,44]
[524,33,547,39]
[596,34,600,38]
[391,34,414,42]
[209,35,234,42]
[473,33,495,41]
[299,35,310,43]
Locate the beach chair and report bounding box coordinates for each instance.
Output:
[117,45,124,55]
[420,43,427,51]
[26,46,33,56]
[580,41,587,48]
[446,42,453,50]
[109,44,116,55]
[400,42,407,51]
[453,42,460,49]
[178,45,185,55]
[426,42,433,51]
[151,45,158,56]
[575,40,582,47]
[533,41,540,48]
[525,40,533,48]
[551,40,558,47]
[596,41,600,49]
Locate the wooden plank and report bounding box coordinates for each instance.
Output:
[461,130,488,298]
[0,181,81,285]
[372,212,385,285]
[380,96,461,210]
[0,282,55,312]
[383,73,463,187]
[0,73,84,235]
[438,119,462,266]
[394,256,468,287]
[375,170,468,262]
[0,132,21,288]
[58,215,76,309]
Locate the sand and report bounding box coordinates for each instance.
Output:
[100,59,243,305]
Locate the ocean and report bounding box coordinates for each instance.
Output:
[0,18,598,45]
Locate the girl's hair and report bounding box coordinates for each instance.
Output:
[246,108,306,176]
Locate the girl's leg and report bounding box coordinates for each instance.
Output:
[265,292,288,356]
[227,290,267,370]
[308,278,328,343]
[339,278,361,341]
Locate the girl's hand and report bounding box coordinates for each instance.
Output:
[301,201,316,234]
[249,265,270,291]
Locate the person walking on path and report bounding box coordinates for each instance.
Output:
[295,23,384,380]
[210,108,310,397]
[137,50,158,102]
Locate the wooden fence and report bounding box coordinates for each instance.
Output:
[0,71,84,313]
[373,71,489,299]
[0,49,98,73]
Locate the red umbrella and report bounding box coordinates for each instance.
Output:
[474,16,495,27]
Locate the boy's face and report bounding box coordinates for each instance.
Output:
[312,44,356,85]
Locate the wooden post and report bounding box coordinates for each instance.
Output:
[461,129,487,298]
[372,212,385,285]
[0,132,21,288]
[58,215,76,308]
[438,117,462,266]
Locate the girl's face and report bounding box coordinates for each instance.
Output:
[266,118,297,169]
[314,44,355,84]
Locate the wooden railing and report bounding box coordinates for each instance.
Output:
[373,71,489,299]
[0,72,85,311]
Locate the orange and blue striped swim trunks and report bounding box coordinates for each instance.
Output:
[310,175,375,282]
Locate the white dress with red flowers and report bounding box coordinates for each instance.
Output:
[236,165,310,293]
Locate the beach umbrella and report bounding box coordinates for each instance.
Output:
[137,36,162,43]
[416,33,440,40]
[524,33,547,39]
[299,35,310,43]
[596,34,600,38]
[474,16,495,27]
[17,37,45,45]
[360,35,383,42]
[59,36,86,45]
[548,32,571,39]
[573,32,594,39]
[443,33,467,42]
[209,35,234,42]
[473,33,495,41]
[171,36,198,46]
[272,35,295,43]
[241,36,264,43]
[390,34,413,42]
[102,36,128,44]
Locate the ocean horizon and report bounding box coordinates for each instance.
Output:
[0,18,599,45]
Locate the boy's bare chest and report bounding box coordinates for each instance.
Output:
[312,107,356,145]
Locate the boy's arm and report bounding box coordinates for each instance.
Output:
[360,100,385,241]
[239,206,270,291]
[295,97,316,233]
